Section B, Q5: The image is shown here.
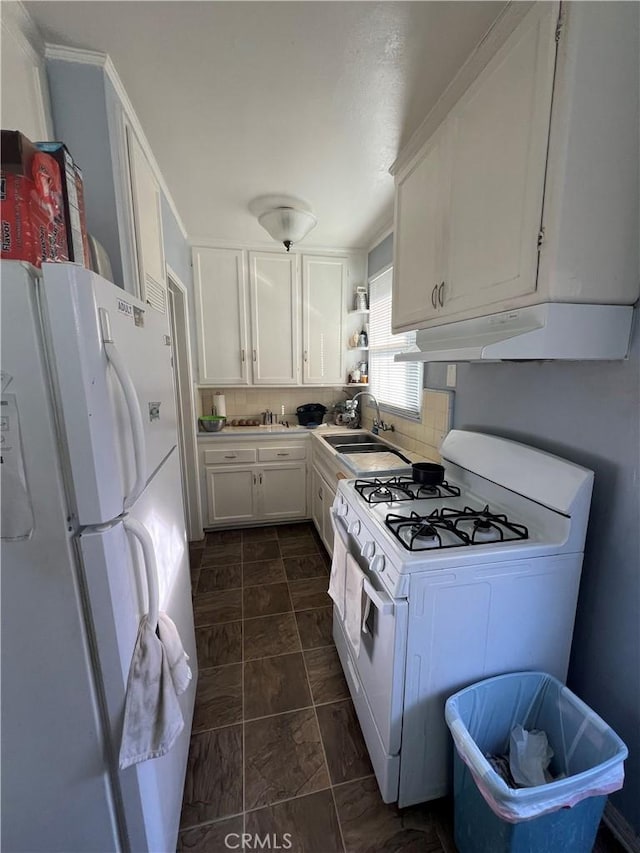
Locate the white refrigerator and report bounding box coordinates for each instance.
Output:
[1,261,197,852]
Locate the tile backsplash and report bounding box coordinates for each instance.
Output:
[198,386,453,460]
[198,387,346,422]
[359,389,453,462]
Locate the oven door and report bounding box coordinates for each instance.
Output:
[331,510,408,756]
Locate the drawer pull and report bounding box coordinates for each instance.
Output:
[225,454,237,458]
[276,452,289,456]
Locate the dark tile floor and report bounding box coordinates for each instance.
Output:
[180,522,625,853]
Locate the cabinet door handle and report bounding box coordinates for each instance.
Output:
[276,452,289,457]
[431,284,438,309]
[252,349,257,362]
[241,348,245,362]
[438,281,445,307]
[224,454,237,459]
[303,350,308,362]
[253,474,257,485]
[259,473,263,485]
[318,489,323,500]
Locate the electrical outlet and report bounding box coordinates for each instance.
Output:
[446,364,457,388]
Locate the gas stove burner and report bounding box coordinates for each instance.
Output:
[410,521,440,542]
[354,477,415,504]
[442,505,529,544]
[355,476,461,503]
[386,510,470,551]
[414,481,461,499]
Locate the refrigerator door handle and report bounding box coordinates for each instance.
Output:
[123,516,159,632]
[100,309,146,509]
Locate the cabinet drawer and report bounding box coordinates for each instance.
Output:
[258,446,306,462]
[203,448,256,465]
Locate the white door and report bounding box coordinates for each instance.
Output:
[392,124,448,332]
[78,449,196,853]
[206,466,256,525]
[193,247,250,385]
[302,255,345,384]
[248,252,299,384]
[442,3,558,317]
[259,464,307,520]
[41,264,178,525]
[127,127,167,312]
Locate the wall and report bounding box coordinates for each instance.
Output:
[368,232,393,278]
[1,3,53,141]
[161,194,197,366]
[448,325,640,833]
[47,61,126,288]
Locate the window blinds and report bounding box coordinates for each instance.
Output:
[368,267,423,418]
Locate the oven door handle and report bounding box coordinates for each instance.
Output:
[363,577,394,615]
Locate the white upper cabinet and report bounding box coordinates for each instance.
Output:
[193,247,249,385]
[248,252,300,385]
[126,127,167,312]
[443,4,556,316]
[393,125,448,330]
[392,2,639,333]
[193,246,360,386]
[302,255,346,385]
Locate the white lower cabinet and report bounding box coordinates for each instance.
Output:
[206,466,256,525]
[203,440,308,526]
[311,466,337,556]
[259,464,307,521]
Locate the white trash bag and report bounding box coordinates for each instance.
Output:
[509,724,554,787]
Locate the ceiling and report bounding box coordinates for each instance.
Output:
[27,1,505,250]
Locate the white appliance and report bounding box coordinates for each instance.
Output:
[394,302,635,362]
[329,430,593,807]
[1,261,197,852]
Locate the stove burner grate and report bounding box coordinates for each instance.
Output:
[354,476,461,503]
[385,505,528,551]
[354,477,415,503]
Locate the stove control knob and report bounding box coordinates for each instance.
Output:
[370,554,385,574]
[361,541,375,559]
[348,520,361,536]
[335,500,348,518]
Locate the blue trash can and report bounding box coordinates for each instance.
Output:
[445,672,628,853]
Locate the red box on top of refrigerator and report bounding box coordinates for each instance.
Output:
[1,130,69,266]
[35,141,90,267]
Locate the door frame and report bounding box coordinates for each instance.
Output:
[166,264,203,541]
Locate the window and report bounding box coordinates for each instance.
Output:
[368,267,423,418]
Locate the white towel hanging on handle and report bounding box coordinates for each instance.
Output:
[119,517,189,769]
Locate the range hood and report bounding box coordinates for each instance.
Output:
[395,303,635,363]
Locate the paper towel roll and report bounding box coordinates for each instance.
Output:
[214,393,226,417]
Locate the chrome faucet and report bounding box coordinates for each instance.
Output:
[347,391,394,434]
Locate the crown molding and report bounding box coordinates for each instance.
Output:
[44,42,188,240]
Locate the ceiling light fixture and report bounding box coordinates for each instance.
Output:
[257,206,317,252]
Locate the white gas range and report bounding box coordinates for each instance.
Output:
[329,430,593,808]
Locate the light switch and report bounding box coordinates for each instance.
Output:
[446,364,457,388]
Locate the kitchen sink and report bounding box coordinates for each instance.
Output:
[321,434,411,464]
[322,434,385,447]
